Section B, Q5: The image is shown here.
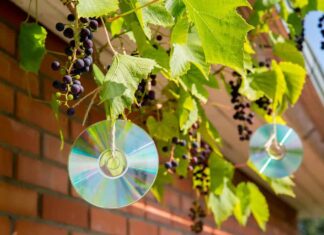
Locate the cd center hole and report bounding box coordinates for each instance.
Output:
[98,149,128,178]
[266,139,286,160]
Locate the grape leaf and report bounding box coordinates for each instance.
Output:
[151,167,172,201]
[171,15,189,44]
[179,66,209,103]
[290,0,308,8]
[273,42,305,68]
[279,62,306,105]
[170,30,209,79]
[178,90,198,132]
[250,61,287,107]
[234,182,251,226]
[110,18,124,36]
[248,183,269,231]
[182,0,253,73]
[165,0,186,17]
[19,23,47,74]
[102,54,156,118]
[133,0,174,38]
[147,111,179,141]
[77,0,119,17]
[209,153,234,195]
[208,179,237,227]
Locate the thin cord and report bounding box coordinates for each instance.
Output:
[110,120,116,158]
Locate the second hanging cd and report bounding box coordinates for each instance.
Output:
[249,124,303,178]
[68,120,159,209]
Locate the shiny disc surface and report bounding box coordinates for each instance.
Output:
[68,120,159,209]
[249,124,303,178]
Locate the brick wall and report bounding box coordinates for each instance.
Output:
[0,1,298,235]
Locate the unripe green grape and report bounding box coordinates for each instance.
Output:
[68,94,74,100]
[56,92,62,98]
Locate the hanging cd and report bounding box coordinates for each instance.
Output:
[249,124,303,178]
[68,120,159,209]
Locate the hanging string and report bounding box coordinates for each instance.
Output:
[110,119,116,158]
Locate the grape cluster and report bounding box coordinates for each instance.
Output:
[295,20,305,51]
[189,201,206,233]
[51,14,99,116]
[318,15,324,49]
[163,137,186,171]
[229,76,254,141]
[255,96,273,116]
[135,74,157,107]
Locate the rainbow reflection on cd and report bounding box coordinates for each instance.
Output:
[249,124,303,178]
[68,120,159,209]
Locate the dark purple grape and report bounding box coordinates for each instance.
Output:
[67,14,75,22]
[179,140,186,147]
[71,84,81,94]
[69,40,76,47]
[64,47,73,56]
[52,80,61,89]
[55,22,65,32]
[63,75,72,83]
[79,85,85,93]
[162,146,169,152]
[84,57,91,66]
[75,59,85,69]
[67,107,75,116]
[60,83,68,92]
[63,28,74,38]
[89,20,98,30]
[80,17,88,23]
[171,160,178,167]
[81,28,91,37]
[51,61,60,71]
[151,80,157,86]
[164,162,172,169]
[156,35,162,41]
[182,154,188,160]
[85,48,93,55]
[191,142,199,149]
[83,66,90,73]
[83,39,93,48]
[73,80,81,85]
[172,137,178,144]
[148,90,155,100]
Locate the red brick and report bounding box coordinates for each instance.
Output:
[0,115,40,154]
[40,54,62,80]
[43,134,70,165]
[71,232,88,235]
[17,155,68,193]
[160,227,182,235]
[162,188,180,209]
[0,216,11,235]
[0,83,14,113]
[121,201,146,217]
[42,194,88,227]
[0,22,16,55]
[145,202,171,225]
[15,221,67,235]
[129,219,158,235]
[91,208,127,235]
[0,147,13,177]
[0,52,39,96]
[17,92,68,136]
[71,121,85,140]
[180,195,192,212]
[0,182,37,216]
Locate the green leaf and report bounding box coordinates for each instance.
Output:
[77,0,119,17]
[147,111,179,141]
[178,90,198,132]
[209,153,234,195]
[18,23,47,74]
[179,66,209,103]
[110,18,124,36]
[171,15,189,44]
[93,64,105,85]
[234,183,251,226]
[165,0,186,17]
[170,30,209,79]
[273,42,305,68]
[250,61,287,107]
[279,62,306,105]
[102,54,156,118]
[151,167,172,201]
[208,179,237,227]
[248,183,269,231]
[134,0,174,38]
[182,0,253,73]
[290,0,308,8]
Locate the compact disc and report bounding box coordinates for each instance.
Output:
[68,120,159,209]
[249,124,303,178]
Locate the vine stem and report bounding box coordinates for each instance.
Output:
[110,120,116,158]
[107,0,161,23]
[82,90,99,126]
[101,17,118,55]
